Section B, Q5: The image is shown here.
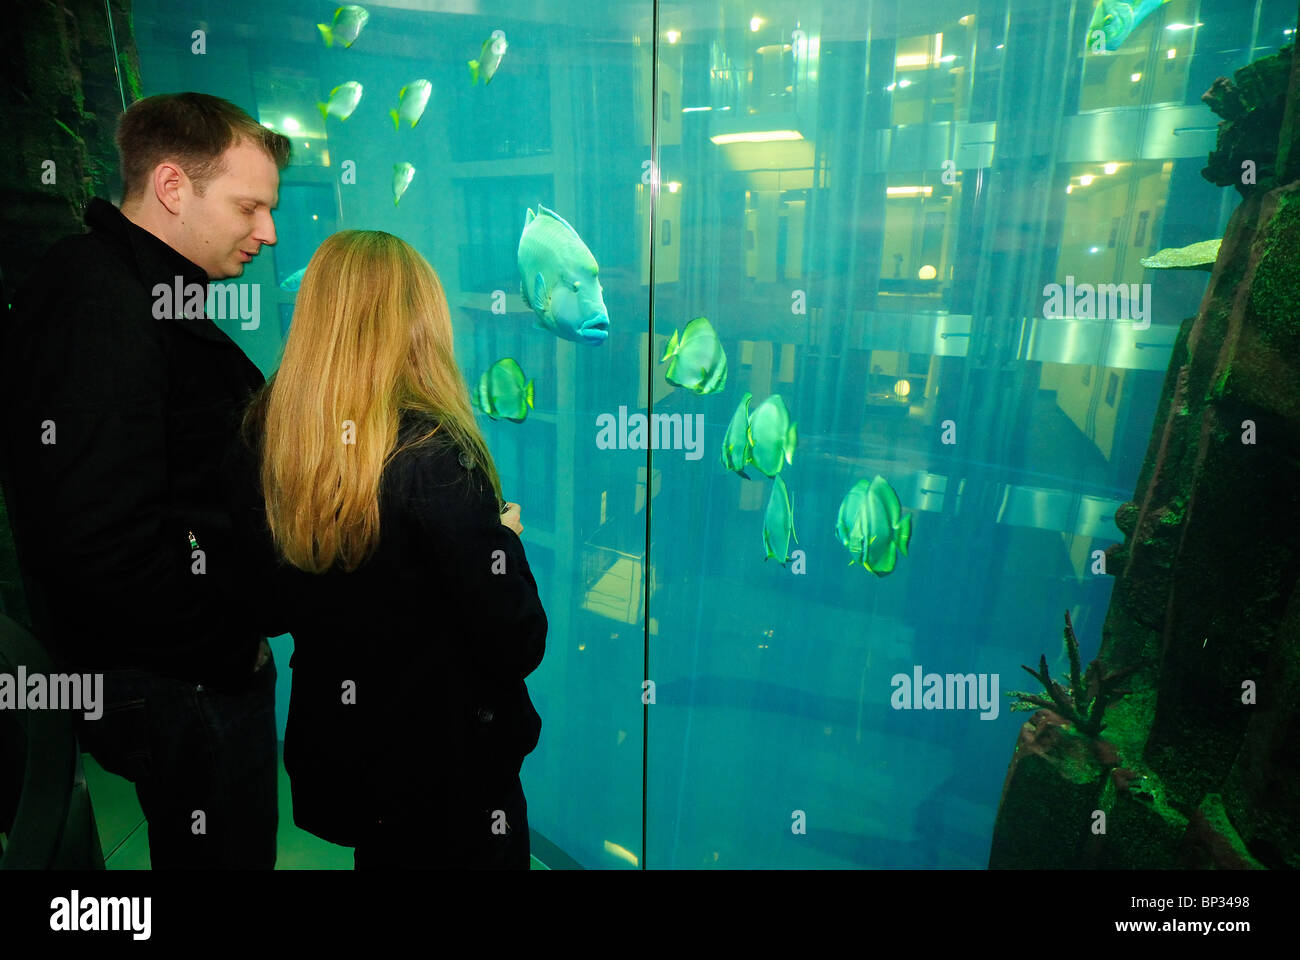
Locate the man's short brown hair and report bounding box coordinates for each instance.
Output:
[116,92,292,202]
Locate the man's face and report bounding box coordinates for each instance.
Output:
[178,139,280,279]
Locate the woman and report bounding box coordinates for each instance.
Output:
[219,230,546,869]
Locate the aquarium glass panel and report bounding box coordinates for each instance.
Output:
[116,0,1283,868]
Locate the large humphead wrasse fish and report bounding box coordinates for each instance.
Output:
[517,205,610,345]
[1088,0,1172,53]
[836,475,913,577]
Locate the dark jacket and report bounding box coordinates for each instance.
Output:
[220,410,546,846]
[0,197,546,846]
[0,198,265,689]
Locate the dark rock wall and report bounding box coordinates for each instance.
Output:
[0,0,140,625]
[991,43,1300,869]
[0,0,140,298]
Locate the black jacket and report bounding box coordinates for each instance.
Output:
[0,198,266,689]
[0,197,546,846]
[220,411,546,846]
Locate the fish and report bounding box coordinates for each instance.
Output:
[746,394,797,478]
[279,266,307,292]
[763,474,798,564]
[469,32,508,85]
[835,475,913,577]
[721,391,754,478]
[474,358,534,423]
[517,204,609,345]
[318,81,363,123]
[393,162,415,205]
[390,79,432,130]
[1087,0,1171,53]
[1140,237,1221,271]
[317,4,369,48]
[661,316,727,395]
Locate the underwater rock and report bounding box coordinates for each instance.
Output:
[1083,761,1187,868]
[1113,500,1140,536]
[988,709,1105,868]
[1245,189,1300,360]
[1180,794,1266,869]
[995,38,1300,868]
[2,0,139,295]
[1201,44,1292,195]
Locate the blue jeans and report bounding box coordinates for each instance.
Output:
[75,648,278,869]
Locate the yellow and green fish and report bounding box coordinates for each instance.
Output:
[392,162,415,205]
[475,358,534,423]
[390,79,432,129]
[661,317,727,395]
[721,392,755,478]
[469,32,508,85]
[836,475,913,577]
[721,392,797,479]
[763,474,798,565]
[746,394,797,478]
[318,81,363,123]
[318,5,369,48]
[279,265,308,292]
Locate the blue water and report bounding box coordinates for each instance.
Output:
[121,0,1295,868]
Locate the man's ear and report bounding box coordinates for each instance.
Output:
[154,161,188,214]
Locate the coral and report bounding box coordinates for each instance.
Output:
[1006,611,1138,738]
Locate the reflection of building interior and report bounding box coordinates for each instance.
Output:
[665,3,1204,476]
[259,3,1216,621]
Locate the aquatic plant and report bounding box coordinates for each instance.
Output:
[1006,611,1137,737]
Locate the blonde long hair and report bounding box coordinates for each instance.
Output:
[241,230,503,574]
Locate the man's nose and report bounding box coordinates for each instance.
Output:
[255,210,277,246]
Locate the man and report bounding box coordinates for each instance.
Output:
[0,92,290,868]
